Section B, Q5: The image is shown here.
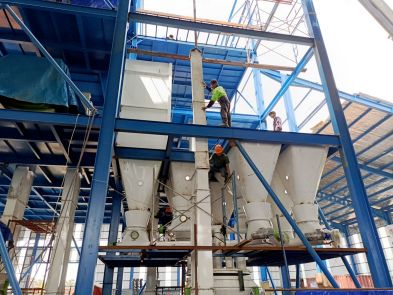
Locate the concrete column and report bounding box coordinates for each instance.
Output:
[0,166,34,286]
[1,166,34,232]
[144,267,157,294]
[190,48,214,295]
[45,168,80,294]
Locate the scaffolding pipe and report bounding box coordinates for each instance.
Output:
[235,140,339,288]
[1,4,96,114]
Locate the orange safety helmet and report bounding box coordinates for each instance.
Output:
[214,144,224,155]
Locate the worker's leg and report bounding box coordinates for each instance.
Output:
[209,166,219,181]
[220,104,230,127]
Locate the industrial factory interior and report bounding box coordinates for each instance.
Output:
[0,0,392,294]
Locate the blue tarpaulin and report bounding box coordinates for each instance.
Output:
[0,55,83,113]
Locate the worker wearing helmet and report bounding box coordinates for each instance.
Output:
[201,79,231,127]
[209,144,231,182]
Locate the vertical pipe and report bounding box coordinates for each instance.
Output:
[75,0,131,293]
[231,171,241,243]
[302,0,392,287]
[235,141,339,288]
[0,232,22,295]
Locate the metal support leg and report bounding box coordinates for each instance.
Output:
[236,141,339,288]
[295,264,301,289]
[302,0,392,287]
[280,266,291,291]
[75,0,131,293]
[0,232,21,295]
[115,267,124,295]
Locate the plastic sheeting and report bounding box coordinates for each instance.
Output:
[0,55,83,113]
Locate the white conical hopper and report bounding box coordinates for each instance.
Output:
[228,143,281,238]
[166,162,194,240]
[119,159,161,245]
[274,145,328,235]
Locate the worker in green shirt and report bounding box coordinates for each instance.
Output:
[202,79,231,127]
[209,144,231,182]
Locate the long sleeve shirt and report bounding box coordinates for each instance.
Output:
[205,85,229,108]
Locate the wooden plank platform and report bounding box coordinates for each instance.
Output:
[98,245,367,268]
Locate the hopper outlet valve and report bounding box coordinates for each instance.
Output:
[251,228,277,245]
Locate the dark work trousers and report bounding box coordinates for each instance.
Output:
[209,166,227,180]
[219,97,231,127]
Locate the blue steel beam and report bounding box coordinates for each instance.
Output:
[261,69,393,114]
[114,118,340,146]
[0,110,339,146]
[330,156,393,179]
[129,12,314,46]
[302,0,392,287]
[259,48,314,122]
[236,141,339,288]
[74,0,131,293]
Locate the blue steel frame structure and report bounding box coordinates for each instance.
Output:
[0,0,391,292]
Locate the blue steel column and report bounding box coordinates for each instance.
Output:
[252,51,267,130]
[74,0,131,293]
[103,192,122,295]
[302,0,392,287]
[280,266,291,290]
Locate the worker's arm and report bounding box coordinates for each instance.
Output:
[202,88,220,111]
